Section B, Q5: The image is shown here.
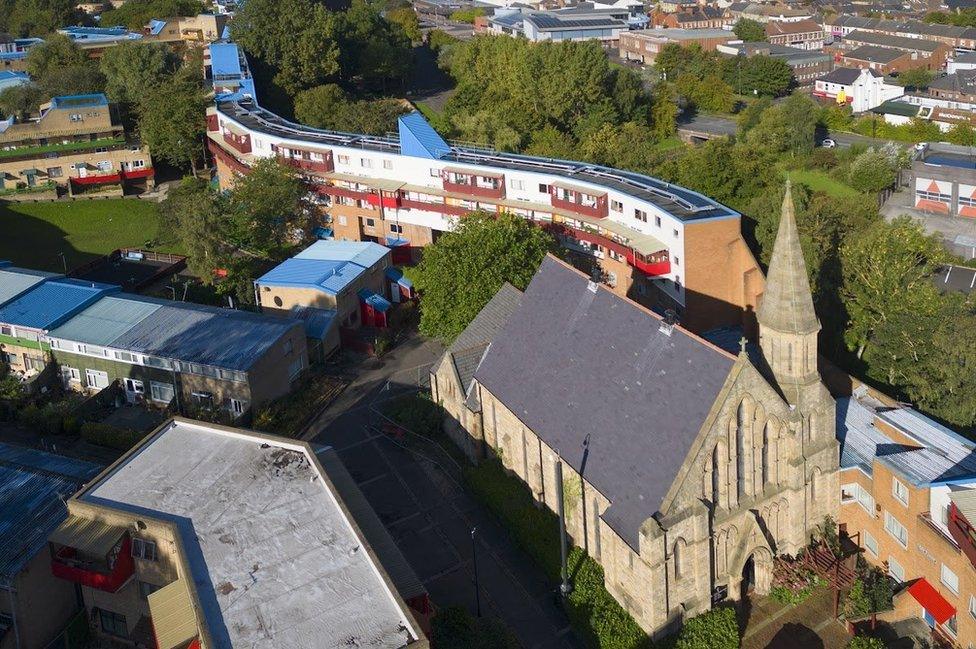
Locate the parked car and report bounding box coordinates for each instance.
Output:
[820,138,837,148]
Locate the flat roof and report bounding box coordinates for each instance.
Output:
[257,241,390,295]
[843,45,905,64]
[0,278,119,330]
[0,443,100,579]
[79,420,418,648]
[0,265,57,309]
[626,27,733,40]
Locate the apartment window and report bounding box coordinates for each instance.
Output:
[887,556,905,583]
[338,154,350,164]
[673,229,679,239]
[863,531,878,557]
[114,351,137,363]
[939,503,950,527]
[941,564,959,595]
[60,366,80,384]
[337,215,347,226]
[655,216,661,227]
[969,595,975,620]
[192,391,214,409]
[841,483,857,503]
[634,208,647,222]
[610,200,623,212]
[99,610,127,637]
[509,179,524,190]
[69,113,82,122]
[892,477,908,506]
[149,381,175,404]
[85,369,110,389]
[390,223,403,234]
[47,166,62,178]
[360,158,372,168]
[884,512,908,548]
[538,183,550,193]
[430,168,440,177]
[97,160,112,172]
[945,614,957,637]
[0,326,9,336]
[674,256,679,267]
[139,581,161,599]
[230,398,247,415]
[131,537,157,561]
[383,159,393,170]
[365,218,375,228]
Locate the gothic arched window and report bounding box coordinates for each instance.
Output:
[736,402,747,498]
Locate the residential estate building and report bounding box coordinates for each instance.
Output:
[813,67,904,112]
[833,30,951,70]
[206,41,765,335]
[765,19,825,51]
[716,41,833,88]
[431,185,840,640]
[836,390,976,645]
[0,94,153,198]
[650,7,731,30]
[0,265,309,418]
[0,444,100,649]
[839,45,917,75]
[926,69,976,106]
[910,142,976,218]
[48,418,429,648]
[619,28,738,65]
[823,15,976,52]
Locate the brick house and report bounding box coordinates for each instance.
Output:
[765,19,825,50]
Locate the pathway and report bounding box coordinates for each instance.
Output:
[742,589,850,649]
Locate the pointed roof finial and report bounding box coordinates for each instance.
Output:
[756,182,819,335]
[739,336,748,354]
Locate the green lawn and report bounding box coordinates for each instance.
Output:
[0,136,125,161]
[784,169,860,199]
[0,199,182,272]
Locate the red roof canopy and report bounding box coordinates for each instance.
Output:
[907,578,955,625]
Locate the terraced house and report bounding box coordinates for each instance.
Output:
[206,42,764,334]
[433,186,839,640]
[0,267,307,418]
[49,418,429,649]
[0,94,153,198]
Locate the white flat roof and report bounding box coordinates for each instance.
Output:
[80,420,416,649]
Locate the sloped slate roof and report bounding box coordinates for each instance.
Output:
[443,283,522,394]
[473,257,735,548]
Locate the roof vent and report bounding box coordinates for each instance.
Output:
[586,280,599,293]
[658,309,678,336]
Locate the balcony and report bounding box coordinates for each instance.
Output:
[275,145,334,173]
[398,196,470,217]
[442,168,505,199]
[50,517,133,593]
[549,183,608,219]
[206,113,218,132]
[70,171,122,186]
[948,503,976,569]
[548,222,671,277]
[366,191,401,209]
[628,249,671,277]
[208,140,250,175]
[222,130,251,155]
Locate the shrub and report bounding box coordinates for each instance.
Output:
[848,150,896,193]
[427,29,459,52]
[80,422,145,450]
[431,606,520,649]
[566,548,650,649]
[387,393,443,438]
[848,636,884,649]
[674,607,740,649]
[810,148,837,170]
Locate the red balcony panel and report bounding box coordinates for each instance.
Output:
[122,167,155,180]
[398,197,471,217]
[365,193,402,209]
[206,114,219,132]
[442,169,505,199]
[549,223,630,258]
[222,130,252,155]
[549,185,609,219]
[949,503,976,569]
[70,172,122,186]
[51,536,134,593]
[628,250,671,277]
[208,140,250,175]
[315,184,372,202]
[277,148,334,173]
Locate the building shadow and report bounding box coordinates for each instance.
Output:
[766,622,825,649]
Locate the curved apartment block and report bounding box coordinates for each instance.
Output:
[205,42,763,333]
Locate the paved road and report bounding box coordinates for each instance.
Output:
[306,336,584,649]
[678,113,899,149]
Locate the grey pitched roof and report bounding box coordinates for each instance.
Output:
[843,45,905,64]
[845,29,941,52]
[756,183,820,336]
[473,257,736,549]
[820,67,877,85]
[928,70,976,96]
[445,283,523,394]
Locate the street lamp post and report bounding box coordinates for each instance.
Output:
[471,526,481,617]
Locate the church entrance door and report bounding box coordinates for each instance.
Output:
[741,554,756,600]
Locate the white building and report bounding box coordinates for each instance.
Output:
[813,67,904,113]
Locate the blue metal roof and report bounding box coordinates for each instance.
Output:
[48,295,162,345]
[0,266,58,309]
[358,289,391,312]
[0,278,119,330]
[59,26,142,42]
[108,298,302,371]
[290,306,337,340]
[0,443,100,579]
[210,42,243,78]
[385,236,409,247]
[148,19,167,35]
[398,112,450,160]
[50,93,109,109]
[257,241,390,295]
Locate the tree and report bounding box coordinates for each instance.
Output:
[736,96,771,134]
[39,64,106,98]
[675,73,735,113]
[674,607,739,649]
[386,7,421,43]
[274,5,342,96]
[847,150,896,193]
[137,74,207,172]
[746,93,818,157]
[580,122,660,173]
[722,55,794,97]
[100,42,179,106]
[99,0,204,29]
[840,217,949,358]
[898,67,933,90]
[2,0,83,37]
[650,82,679,138]
[733,18,766,42]
[293,83,407,134]
[0,83,47,119]
[448,7,484,23]
[413,212,556,341]
[25,33,87,80]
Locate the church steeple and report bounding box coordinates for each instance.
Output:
[757,182,821,391]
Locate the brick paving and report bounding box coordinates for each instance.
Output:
[742,589,851,649]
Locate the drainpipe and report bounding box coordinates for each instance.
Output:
[555,459,572,597]
[2,579,21,649]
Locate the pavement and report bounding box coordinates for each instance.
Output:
[741,589,850,649]
[305,334,584,649]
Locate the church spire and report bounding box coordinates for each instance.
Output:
[756,181,819,336]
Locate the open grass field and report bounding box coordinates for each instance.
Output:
[784,168,861,199]
[0,199,183,272]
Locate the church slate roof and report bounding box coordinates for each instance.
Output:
[473,256,736,549]
[445,282,523,394]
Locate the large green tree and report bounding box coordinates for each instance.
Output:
[100,41,179,106]
[745,93,818,157]
[721,55,794,97]
[1,0,82,37]
[413,212,556,341]
[99,0,204,29]
[25,33,87,79]
[294,83,408,134]
[733,18,766,42]
[137,73,207,172]
[847,150,896,193]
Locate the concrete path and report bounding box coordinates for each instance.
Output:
[307,335,584,649]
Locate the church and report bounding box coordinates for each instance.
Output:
[430,183,841,638]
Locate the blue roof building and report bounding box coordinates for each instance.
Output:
[257,241,391,296]
[0,71,29,93]
[0,442,100,648]
[0,277,119,331]
[58,26,143,46]
[0,264,58,309]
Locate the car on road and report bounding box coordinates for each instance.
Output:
[820,138,836,148]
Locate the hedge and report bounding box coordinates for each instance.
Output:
[80,422,145,450]
[431,606,520,649]
[673,607,739,649]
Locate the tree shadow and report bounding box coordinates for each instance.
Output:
[767,622,825,649]
[0,202,87,272]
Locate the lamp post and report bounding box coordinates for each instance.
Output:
[471,526,481,617]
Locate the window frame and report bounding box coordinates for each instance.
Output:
[941,563,959,595]
[892,477,909,506]
[131,537,158,561]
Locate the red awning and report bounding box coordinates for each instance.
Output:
[907,578,955,625]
